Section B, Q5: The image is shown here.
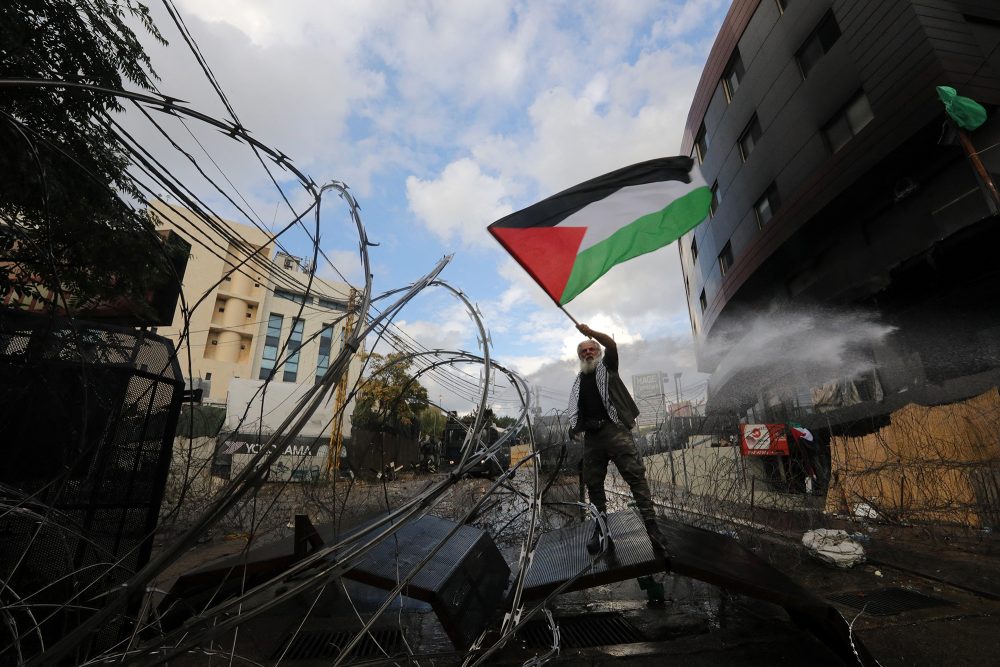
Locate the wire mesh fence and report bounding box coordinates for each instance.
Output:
[0,313,184,664]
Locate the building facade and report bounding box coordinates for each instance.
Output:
[153,202,273,400]
[153,204,364,436]
[680,0,1000,422]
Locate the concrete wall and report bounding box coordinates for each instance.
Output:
[159,434,391,540]
[226,377,352,439]
[605,443,815,515]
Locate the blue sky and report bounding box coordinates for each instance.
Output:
[130,0,730,413]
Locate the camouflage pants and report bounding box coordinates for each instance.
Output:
[582,422,656,522]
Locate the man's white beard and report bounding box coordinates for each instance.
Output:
[579,353,602,374]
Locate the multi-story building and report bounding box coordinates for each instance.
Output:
[249,251,354,387]
[679,0,1000,422]
[153,201,273,400]
[152,202,363,437]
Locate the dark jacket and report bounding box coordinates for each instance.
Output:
[568,359,640,429]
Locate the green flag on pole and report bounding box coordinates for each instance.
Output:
[936,86,987,130]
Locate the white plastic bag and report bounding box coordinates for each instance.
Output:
[802,528,865,568]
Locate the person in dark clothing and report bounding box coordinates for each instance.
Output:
[568,323,667,559]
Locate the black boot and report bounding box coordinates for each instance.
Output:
[587,514,614,555]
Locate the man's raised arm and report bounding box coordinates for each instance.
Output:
[576,323,616,352]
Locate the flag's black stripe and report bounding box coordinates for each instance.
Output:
[487,156,694,229]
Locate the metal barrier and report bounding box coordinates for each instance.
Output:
[0,312,183,664]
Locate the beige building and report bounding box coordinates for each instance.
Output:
[153,203,364,430]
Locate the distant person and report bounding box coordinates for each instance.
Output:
[338,444,354,480]
[568,323,667,559]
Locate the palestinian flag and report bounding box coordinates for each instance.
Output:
[789,423,814,442]
[487,156,711,306]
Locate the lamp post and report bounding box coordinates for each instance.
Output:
[656,372,677,486]
[674,372,683,406]
[659,371,671,413]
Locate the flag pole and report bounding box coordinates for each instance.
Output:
[558,304,580,326]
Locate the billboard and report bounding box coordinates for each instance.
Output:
[739,423,790,456]
[211,432,329,481]
[632,372,665,427]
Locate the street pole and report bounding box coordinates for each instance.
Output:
[328,287,357,478]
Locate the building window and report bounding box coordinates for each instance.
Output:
[282,318,304,383]
[738,114,762,161]
[722,50,744,102]
[797,10,841,78]
[823,92,874,153]
[684,274,690,296]
[218,307,225,313]
[275,288,307,304]
[691,237,699,262]
[755,183,781,227]
[699,289,708,313]
[718,241,734,276]
[258,313,283,380]
[205,372,212,381]
[318,298,347,312]
[695,122,710,164]
[710,182,721,217]
[315,323,335,385]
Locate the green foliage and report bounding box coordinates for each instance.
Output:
[419,405,447,438]
[0,1,181,313]
[495,415,517,429]
[351,353,430,435]
[175,404,226,438]
[460,407,495,426]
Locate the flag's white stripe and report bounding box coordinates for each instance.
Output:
[558,175,707,252]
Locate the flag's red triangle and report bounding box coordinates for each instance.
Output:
[490,226,586,303]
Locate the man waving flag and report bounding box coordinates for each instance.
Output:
[487,156,711,307]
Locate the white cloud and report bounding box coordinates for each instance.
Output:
[652,0,730,40]
[406,159,512,247]
[319,248,365,285]
[498,354,554,377]
[506,50,703,193]
[122,0,729,391]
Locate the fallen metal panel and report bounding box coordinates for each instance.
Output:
[522,512,881,667]
[342,515,510,649]
[828,588,951,616]
[517,612,644,649]
[163,515,509,651]
[272,628,403,660]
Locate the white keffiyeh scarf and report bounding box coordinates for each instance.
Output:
[567,360,622,429]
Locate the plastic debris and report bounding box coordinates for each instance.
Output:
[852,502,880,520]
[802,529,866,568]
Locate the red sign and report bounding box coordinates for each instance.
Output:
[740,423,789,456]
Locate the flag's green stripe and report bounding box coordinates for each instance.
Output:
[559,186,711,304]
